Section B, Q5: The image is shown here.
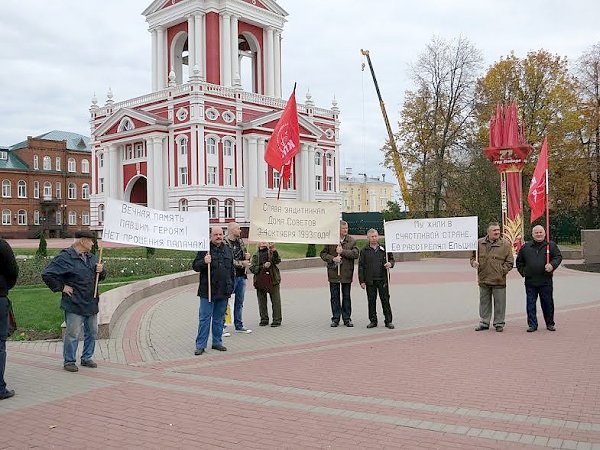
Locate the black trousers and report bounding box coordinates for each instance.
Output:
[329,282,352,323]
[366,280,392,324]
[525,282,554,329]
[0,296,9,393]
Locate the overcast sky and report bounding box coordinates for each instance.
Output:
[1,0,599,185]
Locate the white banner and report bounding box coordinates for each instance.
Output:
[249,198,340,245]
[384,216,478,253]
[102,198,209,251]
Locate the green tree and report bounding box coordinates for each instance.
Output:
[305,244,316,257]
[36,232,47,258]
[146,247,156,259]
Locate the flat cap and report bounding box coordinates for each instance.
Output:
[74,230,95,239]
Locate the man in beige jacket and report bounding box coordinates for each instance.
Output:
[470,222,514,332]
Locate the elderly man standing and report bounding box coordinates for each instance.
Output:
[42,231,106,372]
[193,227,235,355]
[320,220,359,327]
[516,225,562,332]
[224,222,252,334]
[470,222,514,332]
[0,238,19,399]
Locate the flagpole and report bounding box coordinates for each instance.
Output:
[277,165,284,200]
[545,167,550,265]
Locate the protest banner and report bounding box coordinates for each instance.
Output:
[384,216,478,253]
[249,198,340,244]
[102,197,209,251]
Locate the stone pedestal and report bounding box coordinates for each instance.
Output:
[582,229,600,264]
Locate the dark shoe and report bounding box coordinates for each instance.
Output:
[475,325,489,331]
[547,325,556,331]
[345,320,354,327]
[526,327,537,332]
[259,321,269,326]
[194,348,205,355]
[366,322,377,329]
[330,321,339,327]
[211,344,227,351]
[270,322,281,327]
[81,359,97,368]
[0,389,15,400]
[495,326,504,332]
[64,364,79,372]
[385,323,395,329]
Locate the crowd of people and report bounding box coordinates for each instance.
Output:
[0,220,563,398]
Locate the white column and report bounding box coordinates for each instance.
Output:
[145,138,155,208]
[152,137,165,210]
[197,128,205,185]
[246,137,258,215]
[190,126,198,185]
[157,27,166,89]
[151,29,158,91]
[265,27,274,96]
[221,13,232,86]
[333,149,340,193]
[257,138,267,198]
[195,14,204,78]
[308,145,316,202]
[231,15,239,83]
[187,16,196,76]
[274,30,282,98]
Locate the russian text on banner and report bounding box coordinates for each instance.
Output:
[384,216,478,253]
[249,198,340,245]
[102,197,209,251]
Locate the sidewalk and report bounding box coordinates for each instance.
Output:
[3,259,600,449]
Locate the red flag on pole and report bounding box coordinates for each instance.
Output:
[264,85,300,187]
[527,137,548,223]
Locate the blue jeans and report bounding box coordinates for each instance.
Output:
[63,312,97,366]
[329,282,352,323]
[195,297,228,349]
[0,338,6,393]
[525,282,554,329]
[233,276,247,329]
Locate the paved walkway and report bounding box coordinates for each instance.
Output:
[3,259,600,449]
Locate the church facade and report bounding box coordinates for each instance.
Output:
[89,0,341,231]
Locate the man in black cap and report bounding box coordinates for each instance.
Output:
[42,231,106,372]
[0,238,19,399]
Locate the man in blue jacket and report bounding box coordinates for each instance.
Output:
[0,238,19,399]
[42,231,106,372]
[516,225,562,332]
[193,226,235,355]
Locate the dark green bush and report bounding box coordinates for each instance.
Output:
[305,244,316,257]
[35,233,47,258]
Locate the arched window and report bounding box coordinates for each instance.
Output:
[43,156,51,170]
[81,159,90,173]
[118,117,134,132]
[207,198,218,219]
[177,136,188,157]
[170,31,189,84]
[33,181,39,198]
[314,151,322,165]
[224,199,234,219]
[68,182,77,200]
[223,140,233,157]
[43,182,52,200]
[33,155,39,170]
[1,209,10,225]
[33,210,40,225]
[68,158,76,173]
[98,204,105,224]
[17,209,27,225]
[68,211,77,225]
[326,153,333,167]
[179,198,189,211]
[206,137,216,155]
[81,183,90,200]
[17,180,26,198]
[2,180,11,197]
[82,212,90,225]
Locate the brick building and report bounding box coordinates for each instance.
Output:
[0,131,92,238]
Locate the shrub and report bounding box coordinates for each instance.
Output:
[305,244,316,257]
[36,233,47,258]
[146,247,156,259]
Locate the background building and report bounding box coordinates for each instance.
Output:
[0,131,92,238]
[340,168,396,213]
[90,0,341,231]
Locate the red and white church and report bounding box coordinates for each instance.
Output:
[89,0,341,231]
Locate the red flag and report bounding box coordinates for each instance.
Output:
[528,137,548,223]
[264,86,300,185]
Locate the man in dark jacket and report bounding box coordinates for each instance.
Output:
[0,238,19,399]
[470,222,514,332]
[193,226,235,355]
[358,228,395,329]
[42,231,106,372]
[320,220,359,327]
[516,225,562,332]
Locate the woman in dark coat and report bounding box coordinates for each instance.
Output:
[249,242,282,327]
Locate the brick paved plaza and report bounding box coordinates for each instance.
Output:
[3,259,600,449]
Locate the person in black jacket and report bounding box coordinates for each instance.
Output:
[358,229,395,329]
[0,238,19,399]
[516,225,563,332]
[42,231,106,372]
[192,227,235,355]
